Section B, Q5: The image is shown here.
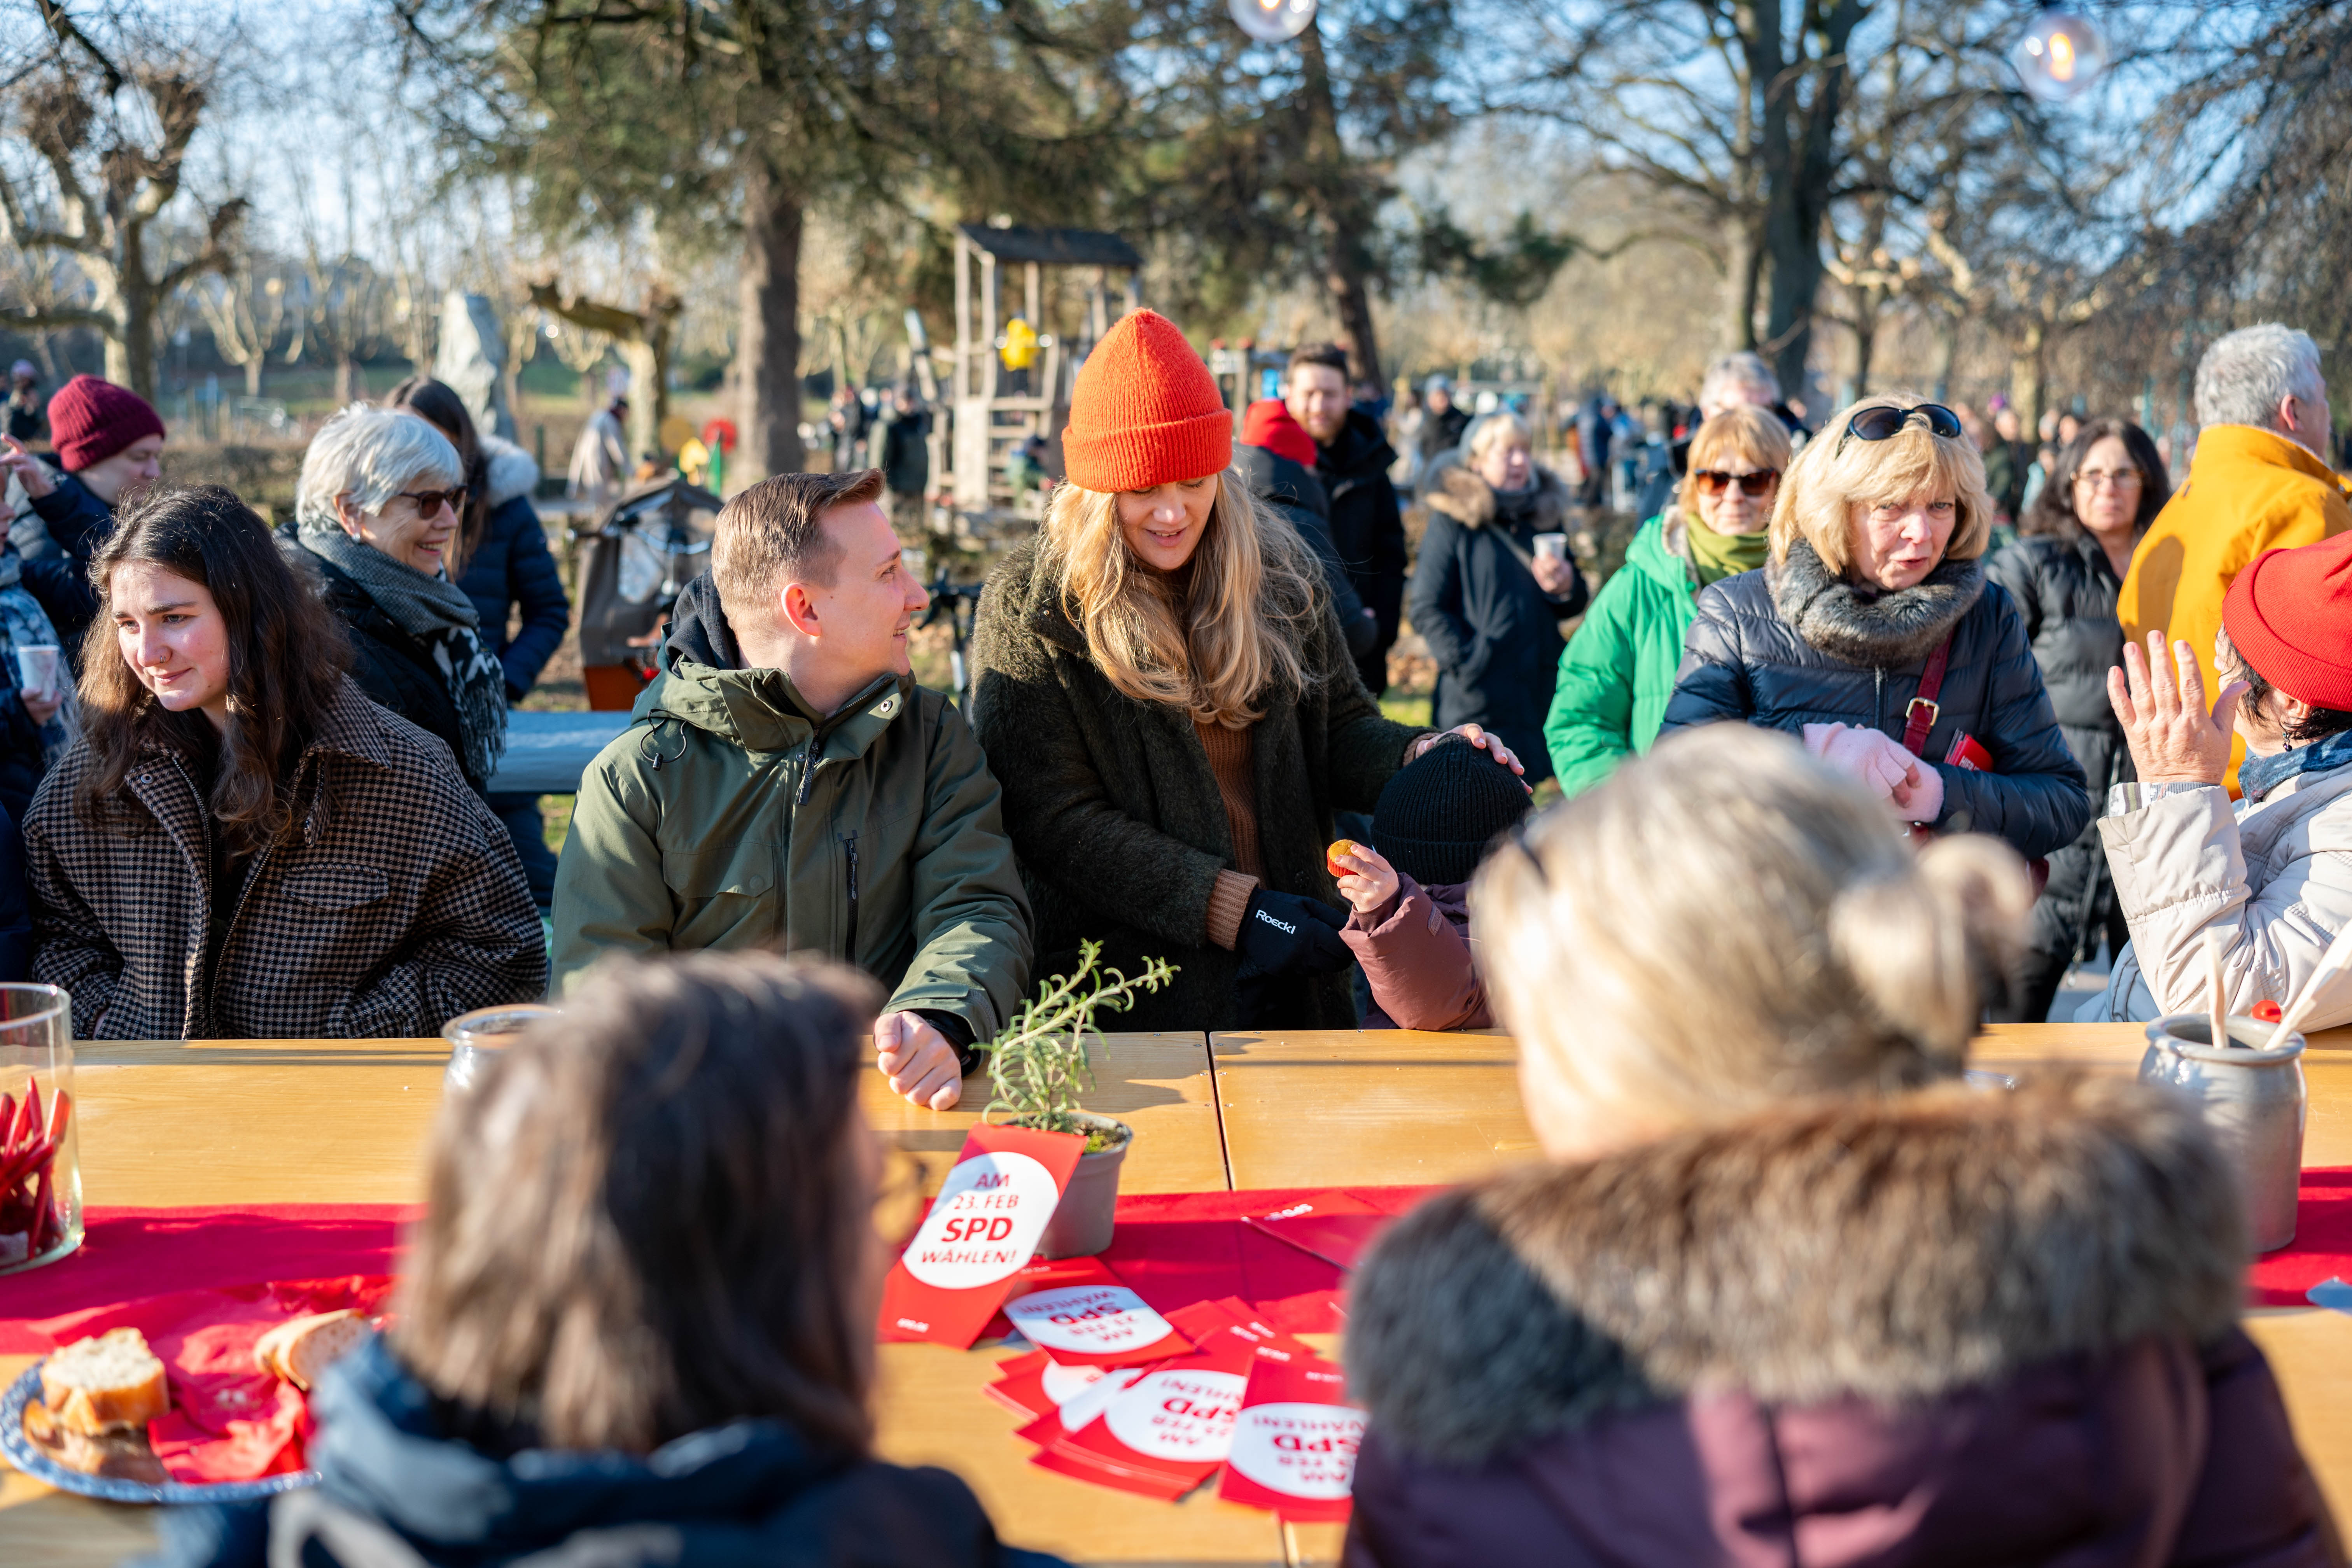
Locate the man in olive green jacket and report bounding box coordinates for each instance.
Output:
[552,470,1031,1108]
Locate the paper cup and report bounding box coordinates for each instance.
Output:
[14,645,58,701]
[1533,532,1568,560]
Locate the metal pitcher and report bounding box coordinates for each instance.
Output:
[2140,1013,2307,1253]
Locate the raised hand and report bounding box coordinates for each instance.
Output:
[2107,630,2244,787]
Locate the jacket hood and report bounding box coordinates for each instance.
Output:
[303,1336,846,1550]
[646,571,913,756]
[2188,422,2352,495]
[1419,452,1570,532]
[1315,406,1396,479]
[1345,1072,2245,1467]
[480,435,540,509]
[1768,536,1985,667]
[1231,441,1330,522]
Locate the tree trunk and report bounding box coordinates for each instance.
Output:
[620,340,660,466]
[1850,299,1878,399]
[738,153,805,483]
[2009,319,2046,434]
[1932,311,1960,403]
[1297,23,1383,385]
[1721,214,1761,350]
[245,357,262,397]
[1761,199,1826,408]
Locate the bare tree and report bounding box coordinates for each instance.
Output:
[0,5,245,398]
[193,255,291,397]
[527,280,681,465]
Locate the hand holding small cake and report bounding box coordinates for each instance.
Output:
[1327,839,1400,917]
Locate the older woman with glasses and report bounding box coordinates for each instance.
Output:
[289,404,508,794]
[1661,396,2091,863]
[1984,419,2172,1018]
[1545,404,1790,794]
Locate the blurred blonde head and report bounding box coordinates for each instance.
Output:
[1472,724,2030,1161]
[1040,474,1323,728]
[1671,406,1794,523]
[1770,393,1993,576]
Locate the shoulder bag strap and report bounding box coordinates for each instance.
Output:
[1902,634,1954,758]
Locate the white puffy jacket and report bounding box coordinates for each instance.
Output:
[2085,763,2352,1029]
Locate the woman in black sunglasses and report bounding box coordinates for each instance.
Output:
[1659,395,2092,866]
[1545,405,1789,795]
[287,404,510,795]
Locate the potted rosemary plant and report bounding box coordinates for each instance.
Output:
[984,940,1176,1257]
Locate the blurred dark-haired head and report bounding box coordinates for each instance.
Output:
[77,484,351,850]
[2022,418,2171,542]
[394,953,889,1457]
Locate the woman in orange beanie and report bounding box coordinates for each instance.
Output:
[970,310,1524,1030]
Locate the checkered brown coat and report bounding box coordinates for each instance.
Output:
[23,676,546,1039]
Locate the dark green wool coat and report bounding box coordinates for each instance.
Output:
[970,537,1426,1032]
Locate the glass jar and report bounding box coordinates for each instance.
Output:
[441,1003,560,1093]
[0,983,80,1274]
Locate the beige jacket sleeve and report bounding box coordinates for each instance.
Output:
[2100,781,2352,1031]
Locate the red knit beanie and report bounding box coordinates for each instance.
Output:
[1241,397,1318,468]
[47,375,164,472]
[1060,311,1232,492]
[2224,531,2352,712]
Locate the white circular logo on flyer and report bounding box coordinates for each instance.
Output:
[1227,1402,1367,1499]
[1103,1368,1247,1460]
[1006,1286,1172,1355]
[900,1151,1061,1289]
[1040,1360,1111,1406]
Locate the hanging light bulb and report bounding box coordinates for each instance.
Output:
[1230,0,1314,44]
[2012,9,2110,103]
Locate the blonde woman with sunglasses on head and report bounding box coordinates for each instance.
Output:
[1659,395,2092,863]
[1544,404,1789,795]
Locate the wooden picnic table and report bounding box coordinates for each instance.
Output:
[0,1032,1288,1566]
[1211,1021,2352,1531]
[7,1021,2351,1562]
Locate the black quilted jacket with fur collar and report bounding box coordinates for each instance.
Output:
[1658,539,2092,859]
[1342,1074,2335,1567]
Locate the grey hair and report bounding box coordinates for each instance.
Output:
[2194,324,2325,433]
[1699,351,1782,414]
[1462,409,1533,460]
[295,403,462,534]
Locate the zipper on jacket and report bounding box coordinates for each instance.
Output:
[841,830,861,960]
[797,745,821,805]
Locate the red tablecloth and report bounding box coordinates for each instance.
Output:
[4,1172,2347,1357]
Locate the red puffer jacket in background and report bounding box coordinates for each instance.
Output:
[1342,1074,2339,1568]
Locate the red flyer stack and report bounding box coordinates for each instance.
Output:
[877,1124,1086,1347]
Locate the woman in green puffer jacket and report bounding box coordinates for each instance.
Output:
[1544,406,1791,794]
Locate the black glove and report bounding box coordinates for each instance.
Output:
[1235,888,1354,979]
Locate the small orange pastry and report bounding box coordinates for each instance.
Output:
[1326,839,1363,878]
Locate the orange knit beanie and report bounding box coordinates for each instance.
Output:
[1060,310,1232,493]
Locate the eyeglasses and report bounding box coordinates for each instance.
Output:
[1691,468,1780,497]
[1838,402,1964,452]
[2073,467,2142,489]
[394,486,469,517]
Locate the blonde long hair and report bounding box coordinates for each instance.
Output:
[1041,473,1326,728]
[1473,724,2029,1148]
[1769,393,1994,575]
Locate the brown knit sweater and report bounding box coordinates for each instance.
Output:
[1195,719,1263,950]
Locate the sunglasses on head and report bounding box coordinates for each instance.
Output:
[1838,402,1964,451]
[1691,468,1780,497]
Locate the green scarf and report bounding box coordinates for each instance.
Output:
[1683,517,1772,588]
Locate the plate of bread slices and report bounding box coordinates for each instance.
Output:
[2,1308,370,1503]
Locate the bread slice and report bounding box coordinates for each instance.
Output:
[22,1396,169,1483]
[253,1309,370,1392]
[38,1328,169,1435]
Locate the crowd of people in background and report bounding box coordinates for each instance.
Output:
[0,308,2344,1564]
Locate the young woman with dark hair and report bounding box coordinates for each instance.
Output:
[22,484,544,1039]
[385,377,571,905]
[1986,417,2174,1019]
[159,952,1065,1568]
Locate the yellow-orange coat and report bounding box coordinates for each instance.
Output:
[2116,424,2352,793]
